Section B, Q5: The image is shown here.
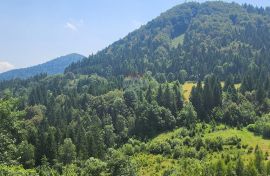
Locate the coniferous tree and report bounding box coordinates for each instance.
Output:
[164,83,173,112]
[146,85,154,103]
[190,81,206,121]
[173,81,184,111]
[156,85,164,107]
[215,160,226,176]
[123,90,137,109]
[254,145,264,174]
[245,161,259,176]
[235,155,245,176]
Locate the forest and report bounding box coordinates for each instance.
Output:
[1,1,270,176]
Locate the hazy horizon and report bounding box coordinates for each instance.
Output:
[0,0,270,73]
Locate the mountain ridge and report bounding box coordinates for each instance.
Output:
[0,53,85,80]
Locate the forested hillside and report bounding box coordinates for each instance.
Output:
[66,2,270,82]
[0,1,270,176]
[0,53,85,80]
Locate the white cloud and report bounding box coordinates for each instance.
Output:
[65,22,78,31]
[65,19,85,31]
[0,61,15,73]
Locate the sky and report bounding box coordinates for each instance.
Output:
[0,0,270,72]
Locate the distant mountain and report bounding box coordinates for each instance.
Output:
[0,53,85,80]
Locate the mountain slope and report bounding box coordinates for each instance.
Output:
[0,53,85,80]
[66,2,270,81]
[1,2,270,175]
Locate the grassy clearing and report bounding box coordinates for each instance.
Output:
[171,34,185,48]
[146,126,270,154]
[182,81,196,101]
[205,128,270,153]
[131,126,270,175]
[182,81,241,101]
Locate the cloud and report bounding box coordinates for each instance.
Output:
[0,61,15,73]
[65,19,84,31]
[65,22,78,31]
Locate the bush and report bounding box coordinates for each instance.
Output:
[205,137,223,152]
[183,137,192,146]
[172,146,183,159]
[122,144,134,156]
[247,124,256,132]
[193,137,205,151]
[0,165,37,176]
[147,141,172,155]
[183,148,197,158]
[263,124,270,139]
[81,157,107,176]
[179,128,189,138]
[247,146,254,154]
[225,136,241,145]
[197,148,208,160]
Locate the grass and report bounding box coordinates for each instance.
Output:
[182,81,241,101]
[171,34,185,48]
[205,128,270,153]
[132,154,177,176]
[131,126,270,175]
[182,81,197,101]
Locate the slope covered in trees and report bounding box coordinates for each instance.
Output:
[66,2,270,82]
[0,53,85,80]
[0,1,270,176]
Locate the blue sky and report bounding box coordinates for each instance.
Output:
[0,0,270,72]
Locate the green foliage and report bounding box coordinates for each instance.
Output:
[215,160,226,176]
[177,103,197,129]
[107,149,136,176]
[247,114,270,138]
[0,98,25,165]
[81,157,107,176]
[17,141,35,168]
[0,1,270,176]
[59,138,76,165]
[235,156,245,176]
[123,89,137,109]
[0,165,37,176]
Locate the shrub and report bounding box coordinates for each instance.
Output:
[122,144,134,156]
[205,137,223,152]
[225,136,241,146]
[263,124,270,139]
[247,146,254,154]
[147,141,172,155]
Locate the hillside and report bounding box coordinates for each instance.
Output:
[0,1,270,176]
[129,126,270,176]
[0,53,85,80]
[66,2,270,81]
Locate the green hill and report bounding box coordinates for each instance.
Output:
[66,1,270,81]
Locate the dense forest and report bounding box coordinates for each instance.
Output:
[1,1,270,176]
